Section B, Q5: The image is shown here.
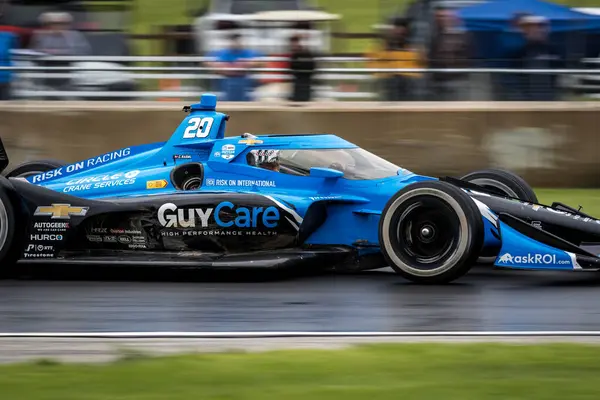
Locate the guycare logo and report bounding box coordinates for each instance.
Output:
[158,202,280,229]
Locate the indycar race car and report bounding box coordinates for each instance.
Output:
[1,93,600,284]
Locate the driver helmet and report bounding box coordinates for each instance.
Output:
[250,149,280,171]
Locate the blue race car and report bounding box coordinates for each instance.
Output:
[1,93,599,284]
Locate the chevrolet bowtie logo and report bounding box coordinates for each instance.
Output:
[34,204,89,220]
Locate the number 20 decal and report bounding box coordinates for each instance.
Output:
[183,117,214,139]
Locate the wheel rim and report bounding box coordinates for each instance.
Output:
[467,178,518,198]
[0,198,9,252]
[389,196,461,270]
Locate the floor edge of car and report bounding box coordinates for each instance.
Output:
[17,246,354,269]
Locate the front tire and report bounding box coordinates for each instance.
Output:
[4,160,65,179]
[379,180,484,284]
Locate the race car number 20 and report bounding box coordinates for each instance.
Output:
[183,117,214,139]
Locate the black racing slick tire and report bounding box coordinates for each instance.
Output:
[4,160,65,179]
[379,180,484,284]
[460,169,537,263]
[460,169,538,203]
[0,186,19,276]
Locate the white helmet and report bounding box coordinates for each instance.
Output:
[250,149,280,166]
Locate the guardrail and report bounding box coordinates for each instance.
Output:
[5,53,600,100]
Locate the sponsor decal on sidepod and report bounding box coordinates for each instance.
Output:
[497,252,571,265]
[158,202,280,229]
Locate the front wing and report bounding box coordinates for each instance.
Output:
[493,213,600,271]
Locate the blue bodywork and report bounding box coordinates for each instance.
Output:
[22,94,590,272]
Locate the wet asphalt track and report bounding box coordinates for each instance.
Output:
[1,265,600,333]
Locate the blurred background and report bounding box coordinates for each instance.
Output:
[3,0,600,101]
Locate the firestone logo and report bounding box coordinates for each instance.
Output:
[497,252,570,265]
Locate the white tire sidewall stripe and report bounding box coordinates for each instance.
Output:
[381,188,471,277]
[0,197,8,253]
[467,178,519,198]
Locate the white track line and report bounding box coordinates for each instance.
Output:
[2,331,600,338]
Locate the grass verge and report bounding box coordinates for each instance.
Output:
[2,343,600,399]
[536,189,600,216]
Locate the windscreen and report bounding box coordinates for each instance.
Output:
[274,148,406,180]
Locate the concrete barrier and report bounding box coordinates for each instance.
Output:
[1,101,599,187]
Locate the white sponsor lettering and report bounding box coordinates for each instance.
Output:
[309,196,342,201]
[63,170,140,193]
[497,252,571,265]
[30,234,63,241]
[32,149,133,183]
[65,171,140,186]
[158,203,213,228]
[23,253,54,258]
[523,203,600,225]
[26,244,54,252]
[33,222,69,229]
[31,168,63,184]
[205,178,276,188]
[86,148,131,168]
[183,117,214,139]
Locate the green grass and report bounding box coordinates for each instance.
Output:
[2,343,600,399]
[536,189,600,216]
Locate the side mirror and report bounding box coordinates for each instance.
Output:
[309,167,344,179]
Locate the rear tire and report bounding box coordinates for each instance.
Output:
[0,187,19,277]
[379,180,484,284]
[460,168,537,202]
[4,160,65,179]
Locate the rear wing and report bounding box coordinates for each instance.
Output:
[0,138,8,174]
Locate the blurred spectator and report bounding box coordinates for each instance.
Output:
[288,34,316,102]
[509,15,562,101]
[427,7,473,101]
[366,18,423,101]
[493,12,532,100]
[29,12,91,56]
[206,33,261,102]
[0,31,15,100]
[29,11,92,95]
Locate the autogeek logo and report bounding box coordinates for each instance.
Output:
[158,202,280,229]
[497,252,571,265]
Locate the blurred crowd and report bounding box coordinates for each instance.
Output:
[1,10,93,98]
[201,6,566,102]
[0,5,573,102]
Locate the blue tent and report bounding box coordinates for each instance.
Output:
[460,0,600,31]
[457,0,600,62]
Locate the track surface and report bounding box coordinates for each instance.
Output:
[2,265,600,333]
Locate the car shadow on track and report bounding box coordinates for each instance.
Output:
[12,263,600,287]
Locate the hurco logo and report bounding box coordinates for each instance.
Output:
[34,204,89,220]
[497,253,570,265]
[158,202,280,229]
[30,234,63,241]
